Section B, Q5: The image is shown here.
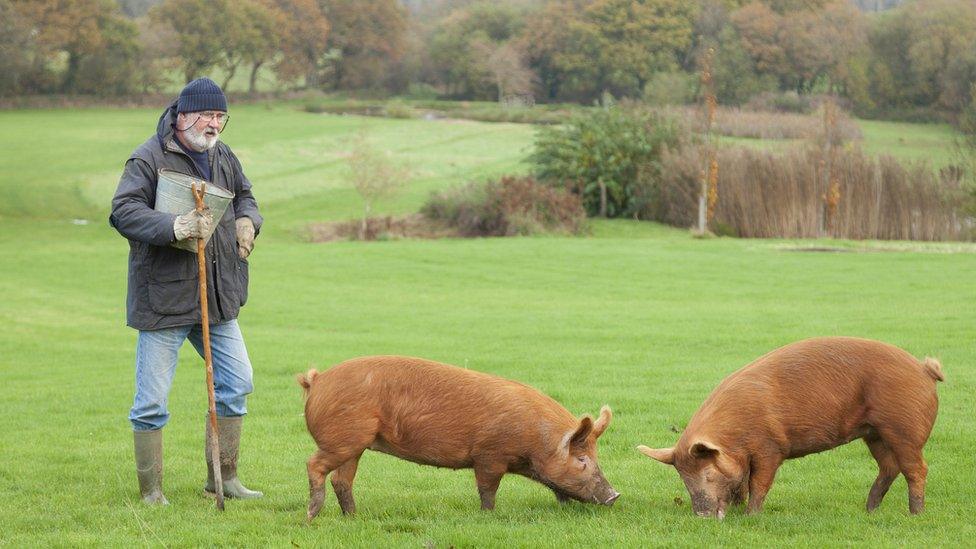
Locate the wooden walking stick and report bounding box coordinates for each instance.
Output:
[193,182,225,511]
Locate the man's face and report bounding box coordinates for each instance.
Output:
[177,111,227,152]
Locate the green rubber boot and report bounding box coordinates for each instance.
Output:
[204,416,263,499]
[134,429,169,505]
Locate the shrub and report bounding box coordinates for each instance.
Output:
[421,176,586,237]
[383,99,418,119]
[531,105,684,218]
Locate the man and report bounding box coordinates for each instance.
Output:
[110,77,263,504]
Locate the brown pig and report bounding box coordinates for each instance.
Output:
[638,337,943,518]
[297,355,619,520]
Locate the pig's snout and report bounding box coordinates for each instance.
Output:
[690,490,721,518]
[603,490,621,506]
[589,471,619,506]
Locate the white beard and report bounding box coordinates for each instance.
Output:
[182,123,219,152]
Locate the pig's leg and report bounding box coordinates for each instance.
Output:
[746,457,782,514]
[889,444,928,514]
[473,464,505,510]
[865,436,900,512]
[330,454,362,515]
[306,450,334,521]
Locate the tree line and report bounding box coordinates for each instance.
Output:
[2,0,974,123]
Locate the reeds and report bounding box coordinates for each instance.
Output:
[657,145,970,241]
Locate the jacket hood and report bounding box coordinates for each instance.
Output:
[155,99,178,148]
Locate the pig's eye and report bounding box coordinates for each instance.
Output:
[576,456,587,469]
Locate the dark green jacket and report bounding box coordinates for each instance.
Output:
[110,100,263,330]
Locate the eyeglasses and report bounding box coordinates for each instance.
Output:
[189,111,230,132]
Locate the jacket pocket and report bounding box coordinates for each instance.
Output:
[147,246,199,315]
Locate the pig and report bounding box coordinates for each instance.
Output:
[297,355,619,520]
[637,337,943,518]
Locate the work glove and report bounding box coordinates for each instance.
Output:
[173,208,214,241]
[236,216,255,259]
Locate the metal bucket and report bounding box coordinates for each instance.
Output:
[154,169,234,252]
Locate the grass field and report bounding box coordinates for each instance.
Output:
[0,104,973,547]
[723,118,961,169]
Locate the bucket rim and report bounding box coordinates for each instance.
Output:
[158,168,234,199]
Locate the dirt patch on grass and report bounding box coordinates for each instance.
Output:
[777,242,976,254]
[781,246,855,253]
[306,214,461,242]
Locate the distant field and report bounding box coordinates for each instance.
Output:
[0,104,536,228]
[858,119,961,168]
[0,106,972,546]
[722,119,960,169]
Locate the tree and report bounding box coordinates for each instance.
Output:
[118,0,162,17]
[235,1,281,94]
[132,14,178,93]
[903,0,976,113]
[268,0,330,89]
[215,1,251,91]
[731,3,789,88]
[519,2,582,101]
[322,0,408,90]
[519,0,697,102]
[346,131,410,240]
[12,0,133,93]
[151,0,228,83]
[0,0,36,95]
[429,2,525,99]
[688,0,775,105]
[216,0,280,93]
[866,0,976,116]
[762,0,830,12]
[73,10,142,95]
[732,1,865,95]
[472,40,536,102]
[581,0,697,96]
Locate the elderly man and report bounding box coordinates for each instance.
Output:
[110,77,263,504]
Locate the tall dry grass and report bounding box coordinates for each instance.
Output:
[655,145,970,240]
[660,105,862,141]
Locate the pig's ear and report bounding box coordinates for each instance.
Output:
[637,445,675,465]
[690,440,739,477]
[689,440,722,460]
[592,406,612,439]
[564,415,594,450]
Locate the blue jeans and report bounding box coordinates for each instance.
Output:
[129,319,253,431]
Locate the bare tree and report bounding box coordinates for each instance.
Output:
[346,131,411,240]
[472,39,536,103]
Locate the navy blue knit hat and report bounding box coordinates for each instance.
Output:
[177,77,227,113]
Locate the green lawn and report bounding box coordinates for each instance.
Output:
[0,105,973,547]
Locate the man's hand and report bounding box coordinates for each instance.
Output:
[173,208,214,241]
[236,217,255,259]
